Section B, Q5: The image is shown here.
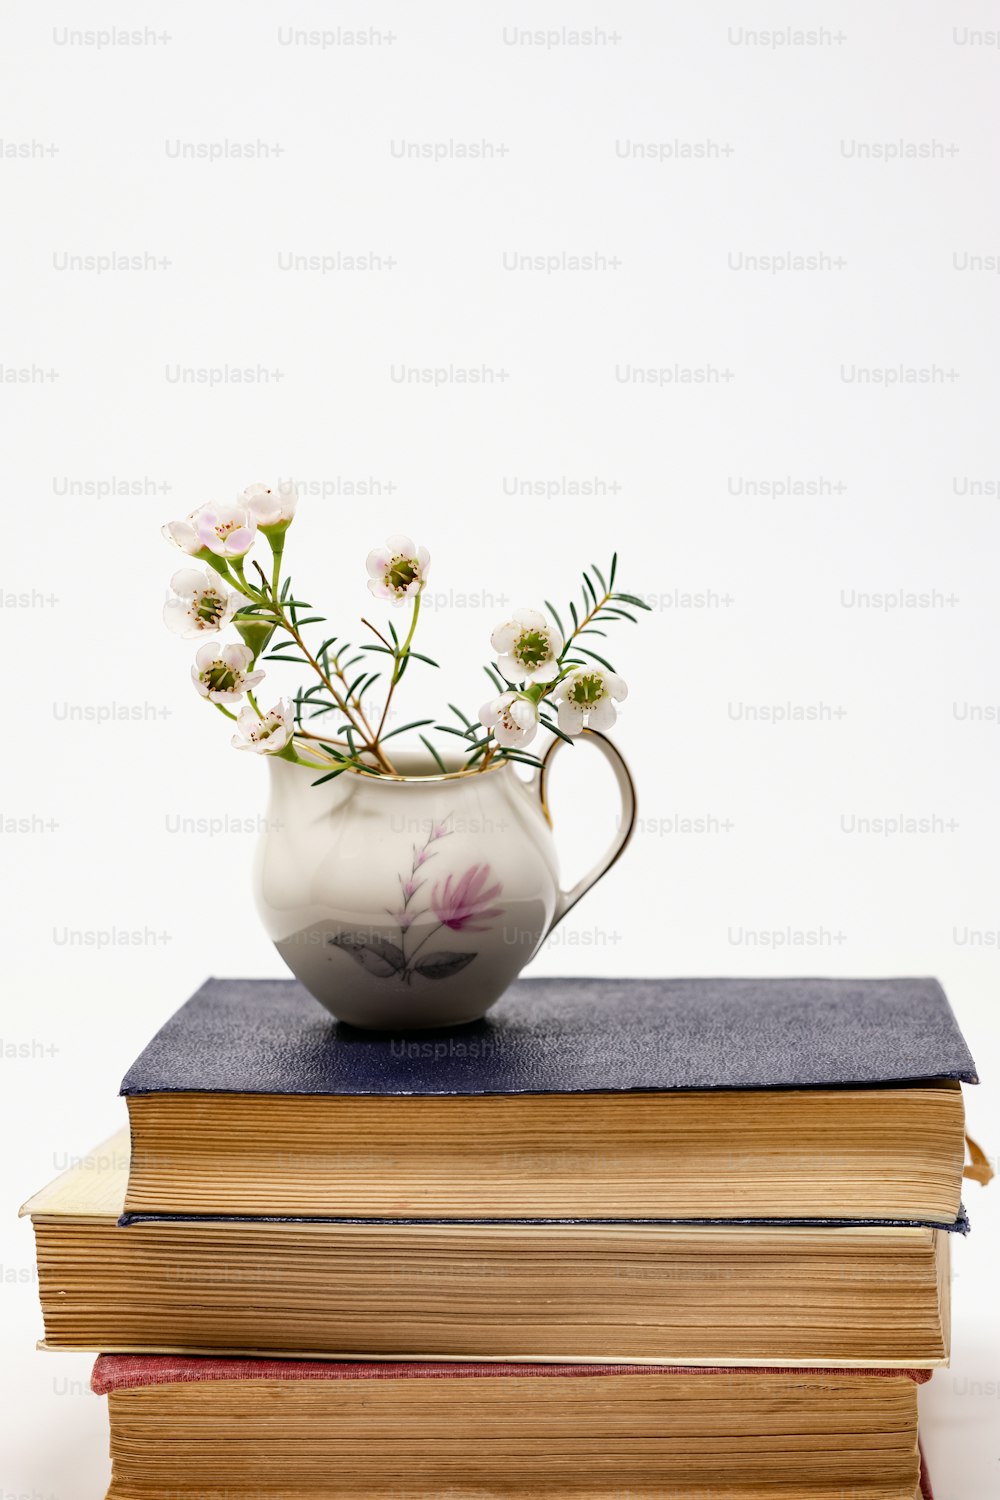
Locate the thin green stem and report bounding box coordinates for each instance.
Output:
[373,593,421,749]
[399,592,422,659]
[269,536,284,601]
[279,610,395,772]
[233,560,393,771]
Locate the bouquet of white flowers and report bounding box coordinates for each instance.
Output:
[163,484,648,780]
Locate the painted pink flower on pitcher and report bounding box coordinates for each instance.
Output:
[431,864,504,933]
[329,823,506,985]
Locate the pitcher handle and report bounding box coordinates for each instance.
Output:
[536,728,637,936]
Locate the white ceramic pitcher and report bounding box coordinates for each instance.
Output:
[253,730,636,1028]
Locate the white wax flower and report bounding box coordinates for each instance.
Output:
[191,642,264,704]
[552,667,628,735]
[162,501,257,559]
[491,608,562,685]
[478,691,539,748]
[163,568,239,638]
[366,533,430,605]
[242,482,298,531]
[231,698,294,754]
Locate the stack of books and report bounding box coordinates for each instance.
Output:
[23,974,980,1497]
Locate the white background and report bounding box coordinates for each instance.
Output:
[2,3,999,1495]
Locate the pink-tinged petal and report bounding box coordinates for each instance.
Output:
[367,548,391,578]
[385,532,415,556]
[222,527,255,556]
[191,667,210,697]
[194,642,218,670]
[243,670,266,692]
[416,546,430,570]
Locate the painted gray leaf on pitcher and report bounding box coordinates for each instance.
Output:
[411,951,477,980]
[328,933,406,978]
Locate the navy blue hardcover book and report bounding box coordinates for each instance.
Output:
[120,976,976,1228]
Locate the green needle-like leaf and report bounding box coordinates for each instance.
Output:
[380,718,436,743]
[419,734,448,774]
[582,572,598,610]
[544,599,566,639]
[436,724,478,741]
[498,749,544,768]
[573,646,618,672]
